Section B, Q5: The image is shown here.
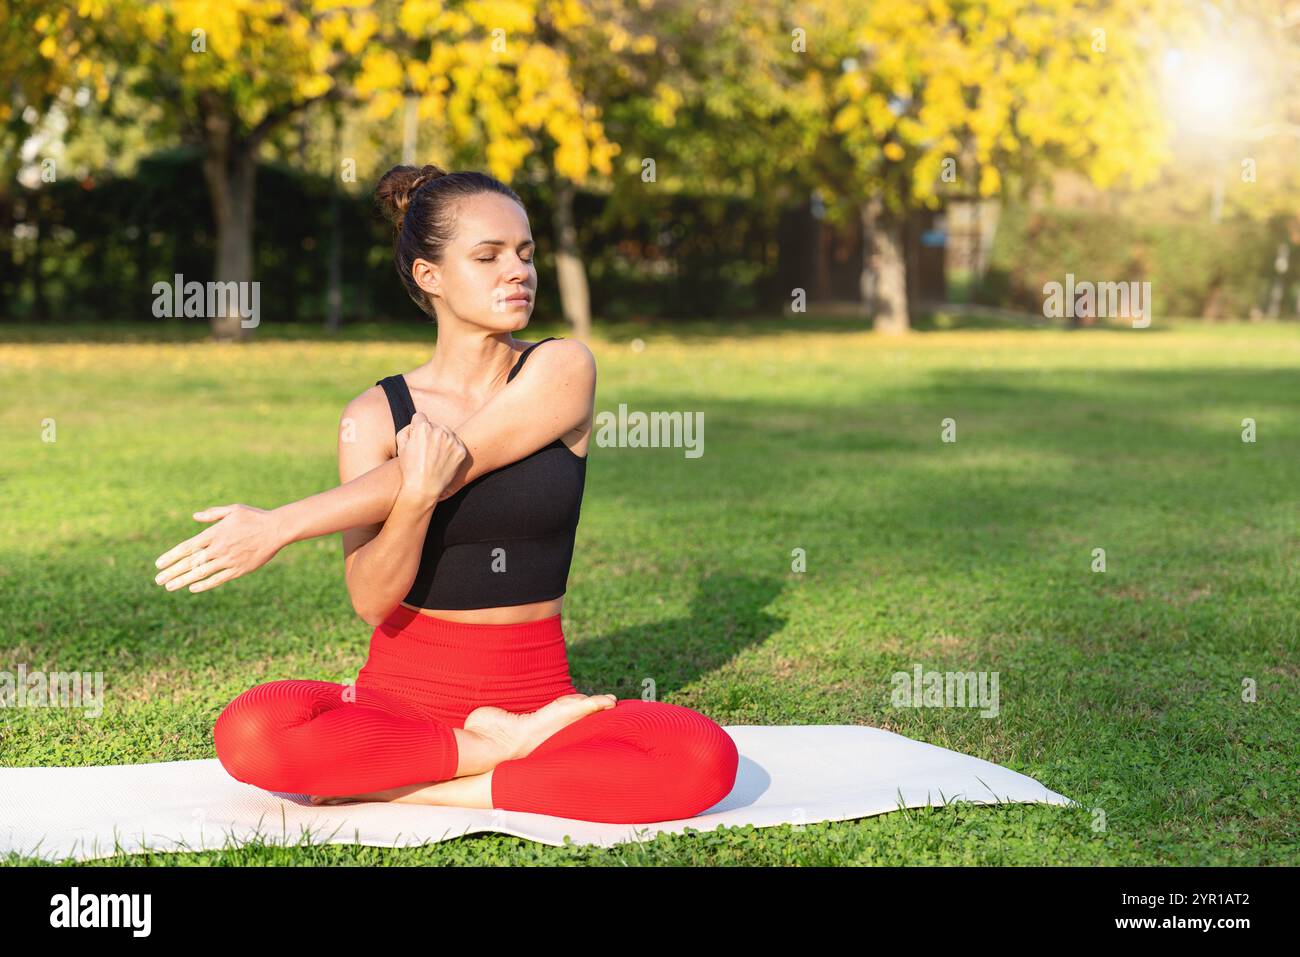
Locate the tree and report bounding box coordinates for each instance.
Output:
[801,0,1193,331]
[46,0,617,340]
[4,5,114,188]
[48,2,362,338]
[556,0,831,318]
[1193,0,1300,317]
[4,4,117,320]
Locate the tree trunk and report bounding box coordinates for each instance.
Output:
[1266,241,1290,319]
[861,197,910,333]
[857,200,874,319]
[1202,275,1225,321]
[200,106,256,342]
[552,174,591,338]
[31,197,48,321]
[325,104,344,333]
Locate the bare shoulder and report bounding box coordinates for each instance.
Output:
[523,337,596,382]
[339,383,398,457]
[337,385,394,533]
[340,383,395,430]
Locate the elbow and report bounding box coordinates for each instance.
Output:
[356,605,389,629]
[353,597,392,629]
[344,549,416,627]
[346,582,393,629]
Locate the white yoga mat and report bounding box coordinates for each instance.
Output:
[1,725,1077,861]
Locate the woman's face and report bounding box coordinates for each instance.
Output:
[414,192,536,331]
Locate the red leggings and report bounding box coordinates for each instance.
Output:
[212,605,739,824]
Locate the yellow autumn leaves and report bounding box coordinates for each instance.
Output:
[23,0,1195,210]
[809,0,1190,208]
[31,0,624,189]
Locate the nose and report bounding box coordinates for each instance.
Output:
[503,256,530,282]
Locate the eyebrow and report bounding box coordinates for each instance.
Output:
[472,239,535,248]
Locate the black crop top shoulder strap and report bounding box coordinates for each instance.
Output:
[506,336,562,383]
[375,374,418,435]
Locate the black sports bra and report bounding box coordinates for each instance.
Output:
[375,337,588,610]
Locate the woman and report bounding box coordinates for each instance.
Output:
[152,164,739,824]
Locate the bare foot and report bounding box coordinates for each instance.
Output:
[309,794,357,806]
[306,693,617,806]
[464,693,617,763]
[309,785,406,806]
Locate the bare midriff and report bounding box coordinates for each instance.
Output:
[400,595,564,624]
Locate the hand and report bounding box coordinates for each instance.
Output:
[395,412,467,509]
[152,504,286,593]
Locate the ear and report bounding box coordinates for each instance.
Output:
[412,257,440,299]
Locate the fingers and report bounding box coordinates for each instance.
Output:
[192,504,238,522]
[428,422,463,450]
[396,414,462,464]
[156,544,216,589]
[441,429,468,466]
[160,551,230,592]
[153,526,217,578]
[187,565,240,593]
[396,414,432,450]
[394,414,465,488]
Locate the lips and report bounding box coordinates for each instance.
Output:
[504,293,531,303]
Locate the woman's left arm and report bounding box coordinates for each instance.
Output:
[434,338,595,500]
[152,338,595,593]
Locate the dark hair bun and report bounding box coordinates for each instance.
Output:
[375,163,448,233]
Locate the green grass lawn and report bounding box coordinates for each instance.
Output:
[1,316,1296,865]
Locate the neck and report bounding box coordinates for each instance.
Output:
[420,329,522,399]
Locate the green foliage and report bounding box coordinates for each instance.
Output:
[0,151,782,324]
[0,150,405,324]
[977,205,1284,319]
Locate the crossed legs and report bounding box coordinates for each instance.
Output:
[213,679,739,824]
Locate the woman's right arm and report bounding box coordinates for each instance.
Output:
[337,390,466,626]
[275,457,403,545]
[152,431,406,595]
[153,339,592,593]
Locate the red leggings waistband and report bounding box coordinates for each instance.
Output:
[356,604,578,726]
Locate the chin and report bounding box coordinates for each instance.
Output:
[489,309,531,332]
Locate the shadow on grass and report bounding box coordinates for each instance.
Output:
[568,572,788,697]
[586,362,1299,638]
